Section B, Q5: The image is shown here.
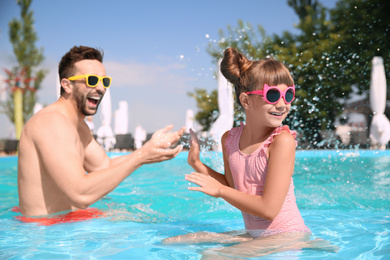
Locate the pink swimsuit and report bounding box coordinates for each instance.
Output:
[225,125,311,238]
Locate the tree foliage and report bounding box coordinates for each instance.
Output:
[329,0,390,93]
[191,0,390,148]
[187,89,219,131]
[2,0,46,125]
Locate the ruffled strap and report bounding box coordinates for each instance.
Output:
[225,124,244,154]
[263,125,298,148]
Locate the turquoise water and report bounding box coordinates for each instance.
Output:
[0,150,389,259]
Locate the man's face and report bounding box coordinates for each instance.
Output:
[70,60,107,116]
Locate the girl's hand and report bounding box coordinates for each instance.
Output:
[187,129,202,169]
[186,172,223,198]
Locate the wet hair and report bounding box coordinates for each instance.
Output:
[220,47,294,107]
[58,46,104,95]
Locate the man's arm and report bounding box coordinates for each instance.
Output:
[35,115,184,209]
[84,124,185,170]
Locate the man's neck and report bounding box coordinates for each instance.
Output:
[58,96,86,125]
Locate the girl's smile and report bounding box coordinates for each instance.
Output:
[269,111,287,117]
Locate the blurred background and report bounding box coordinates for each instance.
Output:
[1,0,389,153]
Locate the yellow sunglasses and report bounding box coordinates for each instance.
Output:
[68,74,112,88]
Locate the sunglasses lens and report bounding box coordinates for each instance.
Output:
[285,89,294,103]
[87,76,99,86]
[102,77,111,88]
[266,89,280,103]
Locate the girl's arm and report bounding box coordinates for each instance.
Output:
[187,129,230,186]
[186,130,296,221]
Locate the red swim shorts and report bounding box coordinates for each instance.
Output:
[12,207,105,226]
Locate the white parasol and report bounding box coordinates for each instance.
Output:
[114,100,129,135]
[56,77,61,99]
[134,124,146,150]
[33,103,43,114]
[369,56,390,150]
[209,59,234,151]
[97,88,116,151]
[185,109,195,133]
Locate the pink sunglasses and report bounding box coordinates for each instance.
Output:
[246,84,295,104]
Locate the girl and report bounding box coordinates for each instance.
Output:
[163,48,338,257]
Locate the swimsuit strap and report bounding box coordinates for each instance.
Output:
[263,125,298,149]
[225,124,245,155]
[225,125,297,156]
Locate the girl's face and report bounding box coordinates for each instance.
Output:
[243,84,292,127]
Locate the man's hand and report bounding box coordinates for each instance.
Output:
[137,125,185,164]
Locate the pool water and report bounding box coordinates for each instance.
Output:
[0,150,389,259]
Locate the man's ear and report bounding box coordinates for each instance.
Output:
[60,78,72,94]
[239,92,250,109]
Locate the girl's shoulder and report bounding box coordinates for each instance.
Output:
[265,125,297,148]
[224,124,244,151]
[227,124,244,138]
[274,125,297,139]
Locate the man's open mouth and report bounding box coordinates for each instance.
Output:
[88,96,100,106]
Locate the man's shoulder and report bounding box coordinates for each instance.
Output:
[24,106,71,136]
[29,109,65,125]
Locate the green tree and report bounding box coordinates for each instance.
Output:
[192,0,389,148]
[200,20,277,131]
[206,2,346,148]
[275,0,347,147]
[187,89,219,131]
[329,0,390,95]
[2,0,46,128]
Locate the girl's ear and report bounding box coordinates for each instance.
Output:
[61,78,72,94]
[239,92,250,109]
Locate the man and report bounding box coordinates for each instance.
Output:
[17,46,185,217]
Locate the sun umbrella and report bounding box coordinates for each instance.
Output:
[97,88,116,151]
[114,100,128,135]
[369,56,390,150]
[209,59,234,151]
[134,124,146,150]
[185,109,195,133]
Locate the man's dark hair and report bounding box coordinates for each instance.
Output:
[58,46,104,95]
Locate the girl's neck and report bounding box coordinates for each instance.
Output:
[244,121,276,143]
[239,123,276,154]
